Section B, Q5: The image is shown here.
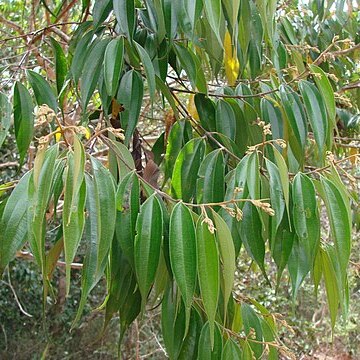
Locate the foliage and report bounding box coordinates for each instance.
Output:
[0,0,359,358]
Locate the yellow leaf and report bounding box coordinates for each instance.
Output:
[55,127,62,142]
[187,94,199,121]
[224,31,239,86]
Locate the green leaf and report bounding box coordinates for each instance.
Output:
[194,93,216,132]
[28,145,59,275]
[196,217,220,347]
[117,70,144,146]
[320,177,351,286]
[134,194,163,311]
[172,138,205,202]
[0,92,11,148]
[27,70,58,111]
[203,0,223,44]
[321,247,339,330]
[265,159,285,231]
[93,0,113,30]
[215,100,236,142]
[164,119,192,181]
[169,202,197,329]
[104,37,124,97]
[197,150,225,204]
[309,64,336,129]
[240,202,267,278]
[49,37,68,95]
[211,210,236,316]
[299,80,328,157]
[80,39,109,109]
[161,285,186,359]
[197,321,223,359]
[134,42,156,101]
[246,151,260,200]
[113,0,135,41]
[63,137,86,294]
[115,172,140,267]
[73,158,117,325]
[155,75,179,118]
[222,338,242,359]
[241,303,263,359]
[0,172,31,274]
[13,82,34,166]
[292,173,320,271]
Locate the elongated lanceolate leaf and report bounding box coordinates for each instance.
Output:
[134,194,163,311]
[104,37,124,97]
[197,321,223,358]
[13,82,34,166]
[222,338,242,359]
[0,172,32,273]
[49,37,68,95]
[169,202,197,328]
[196,217,219,347]
[113,0,135,41]
[0,93,11,148]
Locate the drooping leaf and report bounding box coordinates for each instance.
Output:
[104,37,124,97]
[93,0,113,30]
[63,137,86,294]
[197,321,223,359]
[115,171,140,266]
[169,202,197,329]
[117,70,144,145]
[222,338,242,359]
[113,0,135,41]
[196,217,220,347]
[194,93,216,132]
[292,173,320,271]
[172,138,205,202]
[80,38,109,109]
[203,0,223,44]
[27,70,58,111]
[299,80,328,157]
[13,82,34,166]
[134,42,156,101]
[197,149,225,204]
[134,194,163,311]
[49,37,68,95]
[0,92,11,148]
[0,172,32,274]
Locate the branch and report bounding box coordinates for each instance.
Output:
[16,250,83,270]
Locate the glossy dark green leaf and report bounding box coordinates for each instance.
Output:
[80,39,109,109]
[104,37,124,97]
[117,70,144,145]
[197,150,225,204]
[28,145,59,274]
[292,173,320,271]
[13,82,34,166]
[196,217,220,347]
[134,194,163,311]
[265,159,285,231]
[115,171,140,266]
[321,247,339,330]
[194,93,216,132]
[222,338,242,359]
[164,119,192,181]
[0,92,11,148]
[240,202,266,277]
[197,321,223,359]
[49,37,68,95]
[114,0,135,41]
[203,0,223,44]
[93,0,113,30]
[161,285,186,359]
[241,303,263,359]
[169,202,197,325]
[172,138,205,202]
[309,64,336,128]
[27,70,58,111]
[299,80,328,156]
[320,177,351,286]
[212,210,236,315]
[215,99,236,142]
[0,172,31,273]
[135,42,156,101]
